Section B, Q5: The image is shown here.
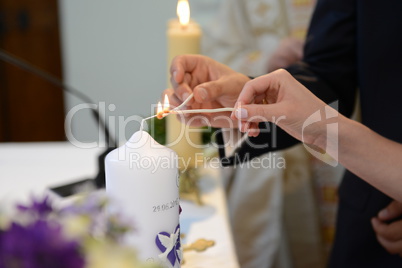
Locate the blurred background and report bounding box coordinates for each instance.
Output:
[0,0,220,144]
[0,1,346,268]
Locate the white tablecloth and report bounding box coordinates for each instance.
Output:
[0,142,239,268]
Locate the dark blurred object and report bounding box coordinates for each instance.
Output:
[51,145,115,195]
[0,0,64,141]
[0,49,117,191]
[50,179,95,197]
[202,126,217,145]
[94,147,115,188]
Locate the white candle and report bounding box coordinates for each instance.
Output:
[105,131,181,267]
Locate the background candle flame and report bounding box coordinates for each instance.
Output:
[177,0,190,26]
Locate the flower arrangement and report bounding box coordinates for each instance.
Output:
[0,194,159,268]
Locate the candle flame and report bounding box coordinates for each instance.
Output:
[164,95,170,112]
[177,0,190,26]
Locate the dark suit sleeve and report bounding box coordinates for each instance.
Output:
[218,0,358,166]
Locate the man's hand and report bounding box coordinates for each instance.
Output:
[372,200,402,256]
[163,55,250,128]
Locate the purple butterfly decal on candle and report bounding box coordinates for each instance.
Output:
[155,224,182,267]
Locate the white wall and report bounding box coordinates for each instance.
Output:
[59,0,220,147]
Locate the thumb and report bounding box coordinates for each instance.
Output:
[193,80,226,103]
[378,201,402,221]
[233,103,282,123]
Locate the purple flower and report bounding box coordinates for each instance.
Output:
[0,220,85,268]
[17,196,53,218]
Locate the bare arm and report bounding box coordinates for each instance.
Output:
[327,115,402,202]
[234,69,402,202]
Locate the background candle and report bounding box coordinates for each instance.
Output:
[166,0,203,169]
[105,131,180,266]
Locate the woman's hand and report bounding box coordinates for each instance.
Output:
[163,55,250,128]
[232,69,334,148]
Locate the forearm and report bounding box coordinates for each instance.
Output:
[323,115,402,202]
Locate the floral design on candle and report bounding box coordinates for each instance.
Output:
[155,224,182,266]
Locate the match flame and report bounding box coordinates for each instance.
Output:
[164,95,170,112]
[157,101,163,116]
[177,0,190,26]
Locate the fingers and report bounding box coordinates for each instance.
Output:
[378,200,402,221]
[372,200,402,256]
[234,103,282,123]
[237,69,289,106]
[241,122,260,137]
[234,103,281,137]
[170,55,187,84]
[232,69,294,123]
[169,73,194,103]
[247,127,261,137]
[372,217,402,242]
[231,70,295,136]
[193,80,223,103]
[170,55,199,84]
[377,235,402,256]
[169,55,201,103]
[372,218,402,256]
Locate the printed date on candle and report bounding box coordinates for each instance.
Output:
[153,197,180,213]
